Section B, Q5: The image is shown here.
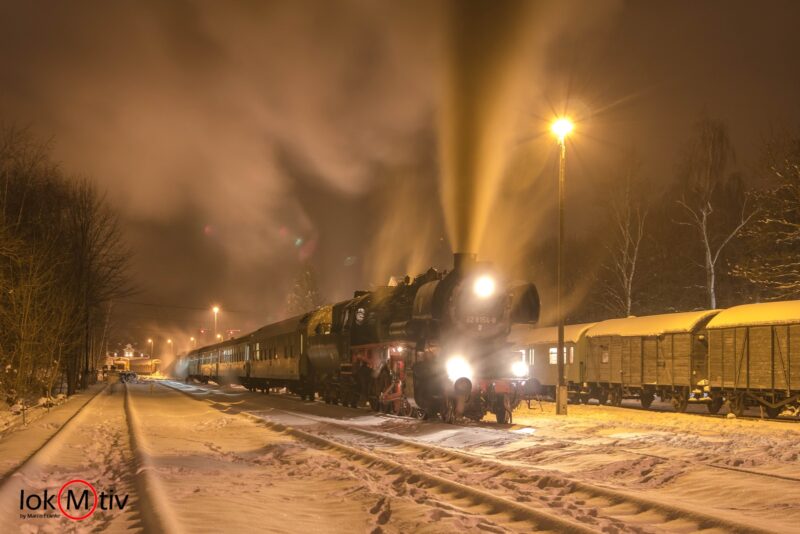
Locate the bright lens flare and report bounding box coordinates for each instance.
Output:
[551,118,573,142]
[446,356,473,383]
[473,275,496,299]
[511,361,528,378]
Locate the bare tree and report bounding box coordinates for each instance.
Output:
[733,134,800,298]
[286,262,323,315]
[66,179,132,391]
[675,118,756,309]
[600,155,649,316]
[0,125,131,400]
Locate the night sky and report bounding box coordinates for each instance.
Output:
[2,0,799,353]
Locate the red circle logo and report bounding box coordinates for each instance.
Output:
[57,479,98,521]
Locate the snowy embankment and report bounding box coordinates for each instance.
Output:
[167,380,800,533]
[0,383,141,532]
[135,382,561,533]
[0,383,107,481]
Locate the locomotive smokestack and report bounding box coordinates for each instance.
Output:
[453,252,477,271]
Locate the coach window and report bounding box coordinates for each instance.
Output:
[570,346,574,364]
[549,347,569,364]
[601,347,609,364]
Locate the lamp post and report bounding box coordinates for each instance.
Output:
[551,117,573,416]
[190,336,196,348]
[167,338,173,358]
[147,338,154,358]
[212,306,220,339]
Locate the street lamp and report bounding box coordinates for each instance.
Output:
[190,336,196,348]
[147,338,153,358]
[551,117,573,416]
[212,306,220,339]
[216,333,222,341]
[167,338,173,357]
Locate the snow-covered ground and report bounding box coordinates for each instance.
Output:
[0,379,797,533]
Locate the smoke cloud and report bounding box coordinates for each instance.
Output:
[14,0,787,336]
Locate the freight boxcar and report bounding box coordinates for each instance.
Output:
[584,311,720,409]
[706,300,800,417]
[509,323,596,402]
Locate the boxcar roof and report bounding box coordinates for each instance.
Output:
[587,310,720,338]
[706,300,800,329]
[509,323,597,346]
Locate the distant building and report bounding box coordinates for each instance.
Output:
[103,343,161,375]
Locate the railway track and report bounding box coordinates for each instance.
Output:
[188,381,800,485]
[124,383,185,534]
[0,383,109,485]
[598,400,799,423]
[0,385,153,531]
[167,381,777,534]
[0,382,177,533]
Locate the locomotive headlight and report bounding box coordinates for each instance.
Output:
[511,360,529,378]
[446,356,473,383]
[473,275,496,299]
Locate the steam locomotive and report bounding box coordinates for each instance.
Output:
[182,253,539,423]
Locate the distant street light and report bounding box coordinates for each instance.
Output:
[147,338,154,358]
[212,306,220,339]
[216,333,222,341]
[190,336,196,348]
[551,117,573,416]
[167,338,173,357]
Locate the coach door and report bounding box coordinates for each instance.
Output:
[691,334,708,385]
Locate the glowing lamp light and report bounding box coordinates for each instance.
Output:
[446,355,473,383]
[551,118,573,142]
[473,275,496,299]
[511,361,528,378]
[212,306,220,314]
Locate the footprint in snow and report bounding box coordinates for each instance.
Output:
[370,496,392,525]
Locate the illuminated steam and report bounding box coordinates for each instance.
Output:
[438,0,537,255]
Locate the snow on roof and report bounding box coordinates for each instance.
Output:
[509,323,597,346]
[586,310,720,338]
[706,300,800,329]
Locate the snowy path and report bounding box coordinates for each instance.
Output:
[128,381,565,533]
[167,380,800,533]
[0,383,145,532]
[0,383,107,482]
[1,378,796,533]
